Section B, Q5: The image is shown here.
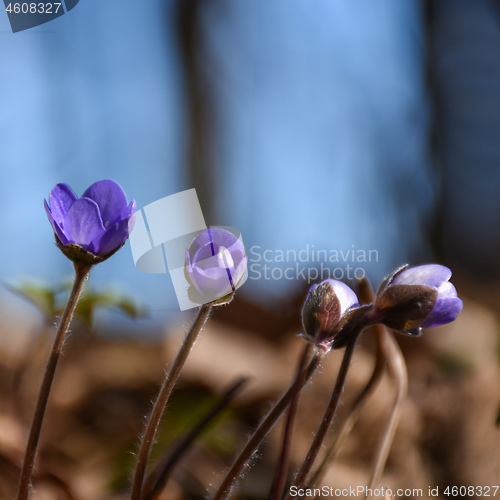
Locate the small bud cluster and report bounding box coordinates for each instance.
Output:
[301,264,463,350]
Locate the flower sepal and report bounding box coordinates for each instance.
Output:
[55,236,125,266]
[328,304,374,350]
[371,264,463,334]
[301,279,361,351]
[208,291,235,307]
[374,264,409,298]
[374,284,438,332]
[187,287,235,308]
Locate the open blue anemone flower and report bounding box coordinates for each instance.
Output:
[44,180,136,263]
[374,264,463,335]
[302,279,359,348]
[185,227,247,303]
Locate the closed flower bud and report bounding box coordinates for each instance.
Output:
[373,264,463,336]
[185,227,247,305]
[302,279,359,349]
[44,180,136,266]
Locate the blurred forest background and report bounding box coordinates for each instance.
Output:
[0,0,499,498]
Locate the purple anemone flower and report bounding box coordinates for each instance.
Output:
[302,279,359,347]
[44,180,136,263]
[185,228,247,303]
[390,265,463,328]
[375,264,463,335]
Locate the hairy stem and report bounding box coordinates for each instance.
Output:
[144,377,249,500]
[366,328,407,493]
[308,325,385,489]
[357,277,408,493]
[17,262,91,500]
[212,349,324,500]
[288,330,361,497]
[130,303,212,500]
[270,344,311,500]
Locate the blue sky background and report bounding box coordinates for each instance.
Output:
[0,0,449,331]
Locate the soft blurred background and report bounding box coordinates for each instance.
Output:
[0,0,499,498]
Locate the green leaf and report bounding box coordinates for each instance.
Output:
[4,281,58,319]
[5,279,146,327]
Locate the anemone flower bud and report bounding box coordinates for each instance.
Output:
[44,180,136,266]
[374,264,463,336]
[185,227,247,305]
[302,279,359,349]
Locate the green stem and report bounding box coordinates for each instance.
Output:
[212,349,323,500]
[17,262,90,500]
[130,303,212,500]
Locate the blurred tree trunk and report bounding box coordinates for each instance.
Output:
[176,0,217,224]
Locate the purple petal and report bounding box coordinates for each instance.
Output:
[88,214,133,257]
[191,264,234,296]
[82,180,128,227]
[186,227,247,297]
[392,264,452,288]
[211,228,242,250]
[48,183,77,227]
[322,279,359,315]
[193,243,216,267]
[185,248,203,294]
[420,282,463,328]
[120,199,136,220]
[190,228,241,256]
[63,198,105,249]
[222,239,246,266]
[192,243,217,269]
[127,210,136,235]
[197,250,231,274]
[193,246,239,278]
[44,199,69,245]
[216,247,237,288]
[189,230,213,256]
[233,255,248,285]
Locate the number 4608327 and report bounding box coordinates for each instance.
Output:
[5,3,62,14]
[444,486,499,497]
